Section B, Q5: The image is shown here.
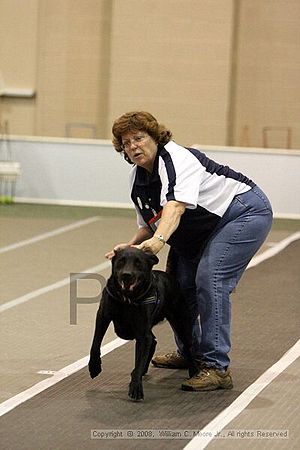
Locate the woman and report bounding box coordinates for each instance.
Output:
[106,111,273,391]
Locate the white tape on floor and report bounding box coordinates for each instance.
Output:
[0,260,111,313]
[0,231,299,419]
[247,231,300,269]
[0,216,100,254]
[183,230,300,450]
[0,338,128,417]
[183,339,300,450]
[1,231,299,314]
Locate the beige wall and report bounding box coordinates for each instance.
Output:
[107,0,233,146]
[0,0,300,149]
[232,0,300,149]
[0,0,38,134]
[35,0,112,138]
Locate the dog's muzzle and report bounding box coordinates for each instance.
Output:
[118,272,138,292]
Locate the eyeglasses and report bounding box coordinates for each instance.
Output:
[122,134,147,150]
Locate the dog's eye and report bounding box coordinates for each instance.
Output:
[134,258,143,270]
[115,257,125,268]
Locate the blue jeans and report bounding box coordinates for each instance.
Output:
[171,186,273,370]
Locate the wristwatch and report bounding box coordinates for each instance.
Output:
[155,234,166,245]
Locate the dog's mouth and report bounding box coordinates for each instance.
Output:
[117,273,140,294]
[119,280,138,292]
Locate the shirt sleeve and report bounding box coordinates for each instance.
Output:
[159,141,204,209]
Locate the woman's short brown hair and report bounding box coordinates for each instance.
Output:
[112,111,172,164]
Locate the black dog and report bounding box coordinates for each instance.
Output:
[88,247,198,401]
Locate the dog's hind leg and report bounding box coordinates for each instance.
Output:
[166,311,199,378]
[142,333,157,376]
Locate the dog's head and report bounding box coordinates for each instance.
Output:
[111,247,159,297]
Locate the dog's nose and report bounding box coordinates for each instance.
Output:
[120,272,134,283]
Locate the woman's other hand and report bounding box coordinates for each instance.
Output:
[105,243,129,260]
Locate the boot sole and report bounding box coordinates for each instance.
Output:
[151,361,188,369]
[181,380,233,391]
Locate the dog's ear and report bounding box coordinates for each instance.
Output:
[145,251,159,267]
[111,248,122,262]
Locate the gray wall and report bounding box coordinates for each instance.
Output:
[5,136,300,218]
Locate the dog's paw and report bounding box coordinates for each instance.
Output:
[128,381,144,401]
[88,358,102,379]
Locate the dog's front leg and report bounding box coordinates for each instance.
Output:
[88,303,111,379]
[128,335,153,401]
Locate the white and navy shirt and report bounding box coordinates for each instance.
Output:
[130,141,255,259]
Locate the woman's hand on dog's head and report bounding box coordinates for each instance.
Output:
[105,243,130,260]
[105,235,165,260]
[133,236,165,255]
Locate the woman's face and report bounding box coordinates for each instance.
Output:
[122,130,158,172]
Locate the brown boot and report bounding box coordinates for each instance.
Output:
[151,351,189,369]
[181,366,233,391]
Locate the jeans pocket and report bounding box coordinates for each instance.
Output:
[234,194,248,208]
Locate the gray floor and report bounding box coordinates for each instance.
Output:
[0,204,299,449]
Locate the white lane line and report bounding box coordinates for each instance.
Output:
[247,231,300,269]
[184,340,300,450]
[183,230,300,450]
[0,216,100,254]
[0,260,111,313]
[0,337,128,417]
[1,231,299,314]
[0,232,299,417]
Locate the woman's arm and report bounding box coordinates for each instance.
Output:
[106,200,186,258]
[128,226,154,245]
[135,200,186,254]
